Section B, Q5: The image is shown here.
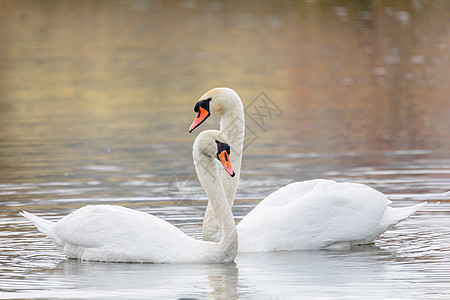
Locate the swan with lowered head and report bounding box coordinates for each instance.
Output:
[189,87,426,251]
[21,130,238,263]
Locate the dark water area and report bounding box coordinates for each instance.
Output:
[0,0,449,298]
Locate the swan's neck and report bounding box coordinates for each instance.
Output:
[194,153,238,259]
[202,98,245,242]
[219,100,245,204]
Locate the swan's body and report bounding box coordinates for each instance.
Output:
[21,205,227,262]
[237,179,425,251]
[22,130,238,263]
[190,87,426,251]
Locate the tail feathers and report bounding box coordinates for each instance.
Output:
[20,211,55,237]
[381,202,427,228]
[356,202,426,245]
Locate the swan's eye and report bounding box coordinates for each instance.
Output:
[194,102,200,113]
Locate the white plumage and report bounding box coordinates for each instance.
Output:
[22,130,238,263]
[237,179,425,251]
[22,206,210,262]
[191,87,426,251]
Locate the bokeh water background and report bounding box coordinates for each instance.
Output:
[1,1,450,298]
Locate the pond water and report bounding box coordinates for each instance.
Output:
[1,0,450,299]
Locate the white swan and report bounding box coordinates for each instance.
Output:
[21,130,238,263]
[190,88,245,242]
[189,87,426,251]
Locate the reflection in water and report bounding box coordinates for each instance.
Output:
[49,260,239,299]
[1,0,450,299]
[236,246,450,299]
[1,1,449,179]
[4,244,449,299]
[2,258,239,299]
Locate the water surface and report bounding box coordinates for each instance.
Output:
[1,0,450,299]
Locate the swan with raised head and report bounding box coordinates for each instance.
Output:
[189,87,426,251]
[190,88,245,242]
[21,130,238,263]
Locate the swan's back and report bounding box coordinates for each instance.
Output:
[237,179,389,251]
[25,205,209,263]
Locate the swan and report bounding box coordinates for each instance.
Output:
[21,130,238,263]
[189,87,426,251]
[190,88,245,242]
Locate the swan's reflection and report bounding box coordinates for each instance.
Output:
[54,259,239,299]
[49,245,391,298]
[234,245,433,298]
[45,244,437,299]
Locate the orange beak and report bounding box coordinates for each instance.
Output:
[189,107,210,133]
[217,150,235,177]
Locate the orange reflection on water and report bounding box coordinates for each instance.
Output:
[0,0,449,182]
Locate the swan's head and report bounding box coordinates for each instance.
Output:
[189,87,241,133]
[194,130,235,177]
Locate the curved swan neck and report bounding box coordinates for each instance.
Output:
[202,91,245,243]
[219,96,245,203]
[194,149,238,255]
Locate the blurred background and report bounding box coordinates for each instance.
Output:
[1,1,450,298]
[0,0,449,200]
